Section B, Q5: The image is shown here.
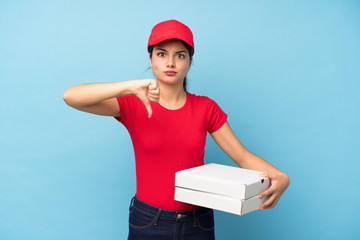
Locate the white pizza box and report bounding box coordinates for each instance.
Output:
[174,163,270,200]
[174,186,265,215]
[174,163,271,215]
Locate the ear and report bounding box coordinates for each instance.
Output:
[149,53,152,68]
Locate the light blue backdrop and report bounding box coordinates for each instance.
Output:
[1,0,359,239]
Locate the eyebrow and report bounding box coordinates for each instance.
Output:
[155,48,187,54]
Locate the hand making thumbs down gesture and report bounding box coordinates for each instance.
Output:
[134,79,160,118]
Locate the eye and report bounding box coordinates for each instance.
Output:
[157,52,166,57]
[177,54,185,59]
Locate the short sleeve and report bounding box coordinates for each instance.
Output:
[207,98,228,133]
[114,96,129,127]
[113,95,141,127]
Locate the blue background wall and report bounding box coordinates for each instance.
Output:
[1,0,359,239]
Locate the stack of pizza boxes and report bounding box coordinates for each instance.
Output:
[174,163,270,215]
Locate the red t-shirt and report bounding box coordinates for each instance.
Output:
[114,91,227,210]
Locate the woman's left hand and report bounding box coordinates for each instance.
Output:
[258,172,290,210]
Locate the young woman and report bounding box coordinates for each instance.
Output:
[63,20,290,240]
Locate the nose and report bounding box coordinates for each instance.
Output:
[166,56,175,68]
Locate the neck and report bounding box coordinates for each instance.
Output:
[157,81,187,109]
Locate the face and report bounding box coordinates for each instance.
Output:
[149,39,192,88]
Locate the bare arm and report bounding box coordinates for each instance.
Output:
[63,79,159,118]
[210,121,290,210]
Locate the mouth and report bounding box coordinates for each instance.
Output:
[164,71,177,76]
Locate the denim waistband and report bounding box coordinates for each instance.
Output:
[129,195,213,226]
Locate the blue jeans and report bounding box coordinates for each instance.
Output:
[127,195,215,240]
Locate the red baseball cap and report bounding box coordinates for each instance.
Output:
[147,20,194,55]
